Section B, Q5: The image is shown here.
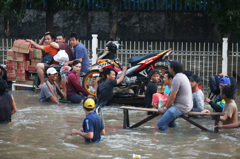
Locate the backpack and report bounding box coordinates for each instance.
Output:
[209,75,221,95]
[209,75,237,99]
[229,76,237,91]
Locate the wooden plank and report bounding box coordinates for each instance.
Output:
[120,106,158,112]
[54,81,66,99]
[120,106,224,116]
[46,81,57,98]
[180,115,210,131]
[129,114,159,128]
[186,112,224,116]
[123,109,130,128]
[120,106,224,132]
[214,116,220,132]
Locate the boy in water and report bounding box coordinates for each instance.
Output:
[219,85,238,125]
[205,77,231,112]
[144,69,161,109]
[189,74,204,118]
[163,70,173,96]
[71,98,105,143]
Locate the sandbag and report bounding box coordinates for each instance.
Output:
[152,93,168,107]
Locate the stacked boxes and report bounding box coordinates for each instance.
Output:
[6,39,42,84]
[28,48,42,71]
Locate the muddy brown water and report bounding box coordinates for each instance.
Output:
[0,90,240,159]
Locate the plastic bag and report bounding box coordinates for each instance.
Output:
[53,50,69,65]
[152,93,168,107]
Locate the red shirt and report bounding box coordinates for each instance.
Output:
[66,71,89,96]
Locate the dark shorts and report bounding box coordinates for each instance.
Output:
[44,63,50,70]
[67,94,84,103]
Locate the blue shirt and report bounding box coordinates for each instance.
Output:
[164,85,171,96]
[73,42,90,73]
[82,112,104,143]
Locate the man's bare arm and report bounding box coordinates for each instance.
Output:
[26,39,44,51]
[117,66,127,84]
[50,42,59,49]
[64,58,82,66]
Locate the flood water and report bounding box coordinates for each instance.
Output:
[1,90,240,159]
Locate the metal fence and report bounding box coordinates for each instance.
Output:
[229,43,240,82]
[1,38,239,93]
[36,0,213,12]
[97,40,239,93]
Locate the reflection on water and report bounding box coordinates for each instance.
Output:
[0,90,240,159]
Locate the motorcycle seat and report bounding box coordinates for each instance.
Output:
[129,52,159,64]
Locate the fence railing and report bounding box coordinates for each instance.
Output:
[35,0,217,12]
[95,38,239,93]
[1,37,239,94]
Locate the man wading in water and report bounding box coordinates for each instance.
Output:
[71,98,105,143]
[157,60,193,131]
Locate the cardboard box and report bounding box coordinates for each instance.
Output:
[28,66,36,72]
[16,69,28,81]
[29,48,42,59]
[12,39,31,54]
[14,52,29,62]
[7,49,14,61]
[16,80,34,85]
[6,60,17,70]
[7,69,16,81]
[17,61,30,71]
[30,59,42,66]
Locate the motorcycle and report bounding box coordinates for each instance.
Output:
[82,41,173,96]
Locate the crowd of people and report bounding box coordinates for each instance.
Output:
[145,60,238,131]
[0,31,239,143]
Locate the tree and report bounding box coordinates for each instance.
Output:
[186,0,240,39]
[207,0,240,38]
[0,0,26,38]
[109,0,122,40]
[26,0,87,32]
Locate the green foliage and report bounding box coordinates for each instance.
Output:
[26,0,91,13]
[0,0,26,18]
[208,0,240,37]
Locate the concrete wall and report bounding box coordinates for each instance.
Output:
[0,9,219,42]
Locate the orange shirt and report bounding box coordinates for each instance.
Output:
[43,45,59,65]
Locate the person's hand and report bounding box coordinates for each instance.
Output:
[205,97,210,103]
[26,39,33,43]
[63,62,69,66]
[122,66,127,72]
[219,73,225,77]
[79,128,83,132]
[152,102,158,109]
[201,109,210,114]
[158,108,166,114]
[71,129,78,135]
[215,123,222,129]
[95,77,101,83]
